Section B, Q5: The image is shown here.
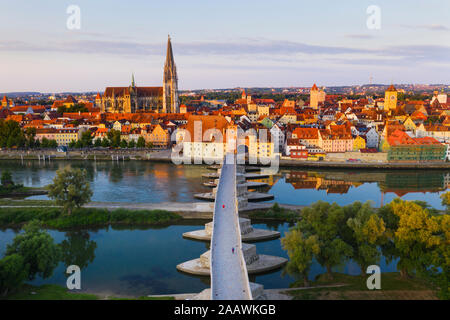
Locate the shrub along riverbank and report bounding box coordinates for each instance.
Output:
[0,207,182,229]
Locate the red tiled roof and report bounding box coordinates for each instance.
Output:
[387,84,396,91]
[292,127,319,139]
[103,86,163,97]
[185,115,229,142]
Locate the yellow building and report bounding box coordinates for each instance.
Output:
[353,135,366,151]
[279,113,297,124]
[231,107,247,116]
[403,116,417,132]
[380,139,391,153]
[148,124,170,148]
[247,134,275,160]
[384,84,398,111]
[55,128,80,146]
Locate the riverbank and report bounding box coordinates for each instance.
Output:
[0,199,445,225]
[0,149,173,163]
[0,206,182,229]
[3,284,174,300]
[284,272,438,300]
[4,272,437,300]
[279,159,450,170]
[0,186,47,197]
[0,199,304,221]
[2,149,450,169]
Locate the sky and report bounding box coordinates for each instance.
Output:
[0,0,449,92]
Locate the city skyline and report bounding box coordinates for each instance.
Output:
[0,0,449,92]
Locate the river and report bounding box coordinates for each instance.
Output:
[0,160,448,296]
[1,160,449,209]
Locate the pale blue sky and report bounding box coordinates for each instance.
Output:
[0,0,449,92]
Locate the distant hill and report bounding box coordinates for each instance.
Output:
[0,92,41,97]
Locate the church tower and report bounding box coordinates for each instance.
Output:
[2,95,9,108]
[310,83,319,109]
[129,73,137,113]
[163,35,179,113]
[384,84,397,112]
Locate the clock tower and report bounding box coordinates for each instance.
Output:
[384,84,397,112]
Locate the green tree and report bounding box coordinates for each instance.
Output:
[68,140,77,148]
[136,136,146,148]
[101,137,110,148]
[75,140,83,149]
[299,201,353,279]
[48,139,58,148]
[430,214,450,299]
[128,139,136,148]
[107,129,121,147]
[94,138,102,147]
[57,106,67,114]
[41,137,49,148]
[1,170,13,186]
[5,221,60,281]
[24,127,36,148]
[0,119,26,148]
[120,139,128,148]
[344,201,386,275]
[80,130,93,148]
[0,254,28,296]
[281,228,320,286]
[380,199,449,299]
[390,199,441,278]
[57,103,88,114]
[440,191,450,212]
[146,141,154,149]
[47,166,93,215]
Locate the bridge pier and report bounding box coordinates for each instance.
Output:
[182,217,280,242]
[176,242,287,277]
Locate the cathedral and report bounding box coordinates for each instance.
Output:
[163,35,179,113]
[99,36,179,113]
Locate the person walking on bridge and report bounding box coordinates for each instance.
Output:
[232,247,234,254]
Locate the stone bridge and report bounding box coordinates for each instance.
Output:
[210,153,253,300]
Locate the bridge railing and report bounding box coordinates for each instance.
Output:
[232,161,253,300]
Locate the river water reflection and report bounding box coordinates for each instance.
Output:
[0,222,398,296]
[1,160,449,209]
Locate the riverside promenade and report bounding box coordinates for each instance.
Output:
[1,149,450,169]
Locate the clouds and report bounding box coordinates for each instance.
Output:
[401,24,449,31]
[0,38,371,56]
[0,37,448,66]
[1,34,448,91]
[344,34,376,39]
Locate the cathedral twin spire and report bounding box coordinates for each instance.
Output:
[163,35,179,113]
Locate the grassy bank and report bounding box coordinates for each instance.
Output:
[0,199,54,206]
[0,206,182,229]
[0,186,48,197]
[284,272,438,300]
[4,284,175,300]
